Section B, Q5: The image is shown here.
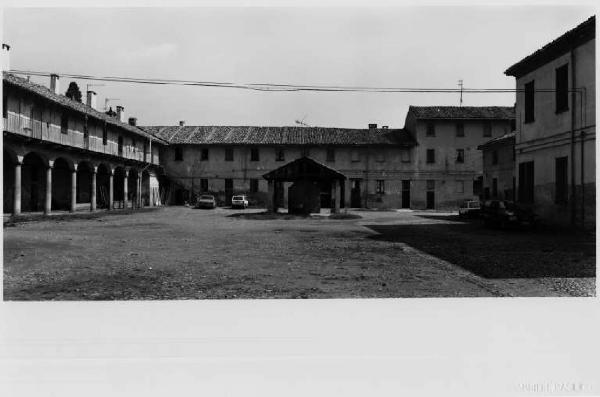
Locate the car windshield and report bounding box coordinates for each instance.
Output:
[232,196,244,200]
[200,195,214,200]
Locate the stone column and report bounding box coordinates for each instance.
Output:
[123,170,129,209]
[13,161,22,216]
[344,178,352,208]
[44,164,53,215]
[70,166,77,213]
[267,180,275,212]
[332,179,341,214]
[90,167,97,211]
[108,171,114,210]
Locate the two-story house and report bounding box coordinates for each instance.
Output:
[504,16,595,228]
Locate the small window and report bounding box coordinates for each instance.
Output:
[456,149,465,163]
[225,148,234,161]
[492,150,498,165]
[555,156,568,205]
[60,113,68,134]
[102,123,108,145]
[250,147,259,161]
[483,121,492,137]
[174,147,183,161]
[200,178,209,192]
[426,121,435,137]
[326,147,335,162]
[275,148,285,161]
[400,149,411,163]
[351,150,360,162]
[426,149,435,164]
[524,80,535,123]
[426,180,435,191]
[201,148,209,161]
[556,64,569,113]
[456,180,464,193]
[456,122,464,137]
[376,180,385,194]
[250,179,259,193]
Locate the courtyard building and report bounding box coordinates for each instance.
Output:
[478,132,516,201]
[3,71,167,216]
[504,15,595,228]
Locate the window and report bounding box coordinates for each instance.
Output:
[426,180,435,191]
[3,95,7,118]
[250,179,259,193]
[483,121,492,137]
[200,178,209,192]
[456,122,464,137]
[400,149,411,163]
[426,149,435,164]
[351,150,360,162]
[492,150,498,165]
[518,161,534,203]
[555,156,568,205]
[60,113,68,134]
[250,147,259,161]
[225,148,234,161]
[426,121,435,137]
[456,180,464,194]
[456,149,465,163]
[174,147,183,161]
[201,148,209,161]
[473,176,483,196]
[376,180,385,194]
[492,178,498,198]
[326,147,335,162]
[102,123,108,145]
[275,148,285,161]
[524,80,535,123]
[556,64,569,113]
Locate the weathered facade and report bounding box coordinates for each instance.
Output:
[3,71,167,215]
[402,106,515,208]
[505,16,595,228]
[478,132,516,201]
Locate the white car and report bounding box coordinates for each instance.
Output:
[458,200,481,218]
[231,195,249,209]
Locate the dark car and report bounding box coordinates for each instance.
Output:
[481,200,537,228]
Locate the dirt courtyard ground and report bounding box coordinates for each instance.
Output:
[3,206,596,300]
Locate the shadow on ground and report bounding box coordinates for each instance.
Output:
[365,215,595,279]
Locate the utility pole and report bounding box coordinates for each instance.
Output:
[458,79,464,107]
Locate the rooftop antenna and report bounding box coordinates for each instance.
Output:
[104,97,120,111]
[295,114,311,127]
[458,79,464,107]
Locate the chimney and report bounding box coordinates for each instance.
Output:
[368,123,377,129]
[128,117,137,126]
[116,105,125,123]
[382,125,389,129]
[2,43,10,71]
[86,90,97,110]
[50,74,60,95]
[179,120,185,127]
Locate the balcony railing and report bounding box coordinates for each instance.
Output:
[4,113,160,165]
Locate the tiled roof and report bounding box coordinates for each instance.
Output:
[263,156,346,181]
[407,106,515,120]
[140,125,417,146]
[3,72,168,144]
[505,16,595,78]
[477,132,516,150]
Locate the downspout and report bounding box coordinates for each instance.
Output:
[580,88,585,228]
[570,49,576,226]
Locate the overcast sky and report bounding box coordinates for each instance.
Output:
[2,6,594,128]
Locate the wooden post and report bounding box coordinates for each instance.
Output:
[332,179,341,214]
[13,161,22,215]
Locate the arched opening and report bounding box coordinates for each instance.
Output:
[21,152,47,212]
[96,163,112,209]
[113,166,126,209]
[127,168,139,208]
[51,157,73,211]
[3,149,17,213]
[77,161,94,206]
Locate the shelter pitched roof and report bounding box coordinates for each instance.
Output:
[3,72,168,144]
[262,156,346,181]
[407,106,515,120]
[140,125,416,146]
[477,132,516,150]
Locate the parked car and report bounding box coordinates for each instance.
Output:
[231,195,249,209]
[481,200,537,228]
[458,200,481,218]
[195,195,217,209]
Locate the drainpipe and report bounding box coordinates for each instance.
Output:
[570,49,576,226]
[580,88,585,228]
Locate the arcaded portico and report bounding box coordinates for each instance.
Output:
[262,156,346,215]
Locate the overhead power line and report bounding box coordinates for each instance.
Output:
[7,69,567,94]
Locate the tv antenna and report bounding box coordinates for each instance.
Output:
[104,97,120,111]
[295,114,311,127]
[458,79,464,106]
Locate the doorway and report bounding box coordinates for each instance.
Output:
[350,179,362,208]
[401,180,410,208]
